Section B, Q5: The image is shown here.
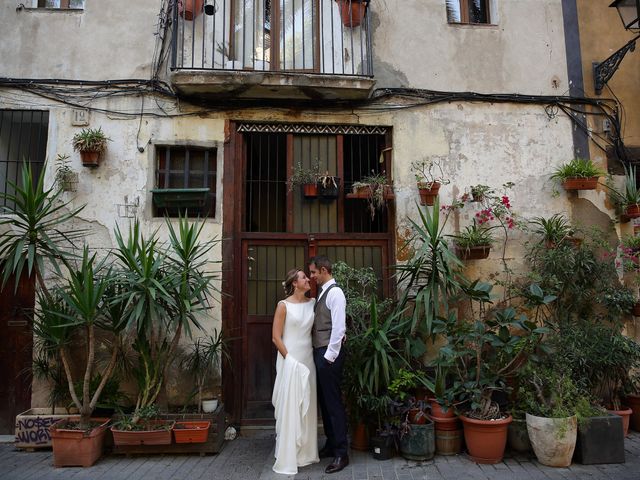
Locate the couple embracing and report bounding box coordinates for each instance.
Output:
[271,255,349,475]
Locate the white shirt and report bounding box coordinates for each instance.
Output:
[317,278,346,363]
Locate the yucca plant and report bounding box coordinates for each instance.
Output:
[0,162,85,294]
[530,214,574,246]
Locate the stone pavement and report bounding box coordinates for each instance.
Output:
[2,430,640,480]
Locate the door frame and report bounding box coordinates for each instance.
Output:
[222,121,396,425]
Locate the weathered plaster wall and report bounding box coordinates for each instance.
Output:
[0,0,158,79]
[372,0,569,94]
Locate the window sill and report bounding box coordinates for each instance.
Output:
[447,22,498,28]
[23,8,84,12]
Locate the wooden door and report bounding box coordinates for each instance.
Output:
[0,272,35,433]
[241,240,308,422]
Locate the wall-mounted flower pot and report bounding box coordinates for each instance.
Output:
[460,414,511,464]
[151,188,210,209]
[179,0,204,20]
[562,177,599,191]
[417,182,440,206]
[202,399,218,413]
[303,183,319,198]
[80,150,101,167]
[49,417,110,467]
[455,245,491,260]
[111,420,175,446]
[173,421,210,444]
[318,177,340,199]
[336,0,367,27]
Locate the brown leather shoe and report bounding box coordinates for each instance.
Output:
[325,455,349,474]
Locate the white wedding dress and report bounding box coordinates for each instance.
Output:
[272,299,319,475]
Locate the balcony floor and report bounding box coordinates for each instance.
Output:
[170,70,376,102]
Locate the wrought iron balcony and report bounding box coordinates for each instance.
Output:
[169,0,375,101]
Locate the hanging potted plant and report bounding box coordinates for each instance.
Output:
[178,0,204,21]
[550,158,605,191]
[335,0,368,28]
[411,157,449,206]
[72,127,110,168]
[608,165,640,218]
[54,154,78,192]
[288,161,320,199]
[348,171,394,220]
[530,214,581,249]
[317,172,340,199]
[469,184,491,203]
[451,221,495,260]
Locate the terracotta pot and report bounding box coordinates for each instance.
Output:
[632,303,640,317]
[49,417,110,467]
[303,183,318,198]
[173,420,210,444]
[429,414,460,432]
[111,420,175,446]
[608,407,632,437]
[625,395,640,431]
[626,204,640,219]
[417,182,440,206]
[179,0,204,20]
[429,398,456,419]
[562,177,599,191]
[350,422,369,451]
[526,413,577,467]
[408,408,428,425]
[455,245,491,260]
[460,414,511,464]
[80,150,100,167]
[336,0,367,28]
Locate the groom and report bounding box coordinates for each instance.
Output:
[308,255,349,474]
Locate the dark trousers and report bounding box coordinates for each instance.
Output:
[314,346,348,457]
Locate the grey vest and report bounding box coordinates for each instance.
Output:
[312,284,338,348]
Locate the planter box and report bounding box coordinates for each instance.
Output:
[50,417,110,467]
[15,408,79,449]
[574,414,625,465]
[111,420,175,446]
[173,421,210,444]
[562,177,599,191]
[151,188,210,209]
[112,404,225,455]
[455,245,491,260]
[346,185,394,201]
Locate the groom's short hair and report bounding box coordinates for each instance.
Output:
[309,255,332,274]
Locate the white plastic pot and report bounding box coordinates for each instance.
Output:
[202,399,219,413]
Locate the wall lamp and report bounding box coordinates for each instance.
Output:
[593,0,640,94]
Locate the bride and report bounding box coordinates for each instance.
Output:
[271,269,319,475]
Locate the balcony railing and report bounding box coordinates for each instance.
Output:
[170,0,373,77]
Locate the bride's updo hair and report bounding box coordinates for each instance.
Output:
[282,269,301,296]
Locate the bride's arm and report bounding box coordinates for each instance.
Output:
[272,302,288,358]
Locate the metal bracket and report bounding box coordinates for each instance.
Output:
[593,34,640,95]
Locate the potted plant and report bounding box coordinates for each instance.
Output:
[181,329,228,413]
[72,127,110,167]
[574,400,625,465]
[35,248,126,467]
[411,157,449,206]
[111,405,175,446]
[179,0,204,20]
[520,365,581,468]
[288,161,320,198]
[54,154,77,192]
[397,399,435,461]
[550,158,605,191]
[349,171,394,220]
[317,172,340,199]
[470,184,491,203]
[452,220,495,260]
[608,165,640,218]
[530,214,581,249]
[335,0,367,28]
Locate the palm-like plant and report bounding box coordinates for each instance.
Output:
[394,198,463,337]
[0,162,85,293]
[34,247,124,428]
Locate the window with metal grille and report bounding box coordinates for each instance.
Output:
[0,110,49,210]
[244,131,390,234]
[154,145,217,218]
[446,0,491,24]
